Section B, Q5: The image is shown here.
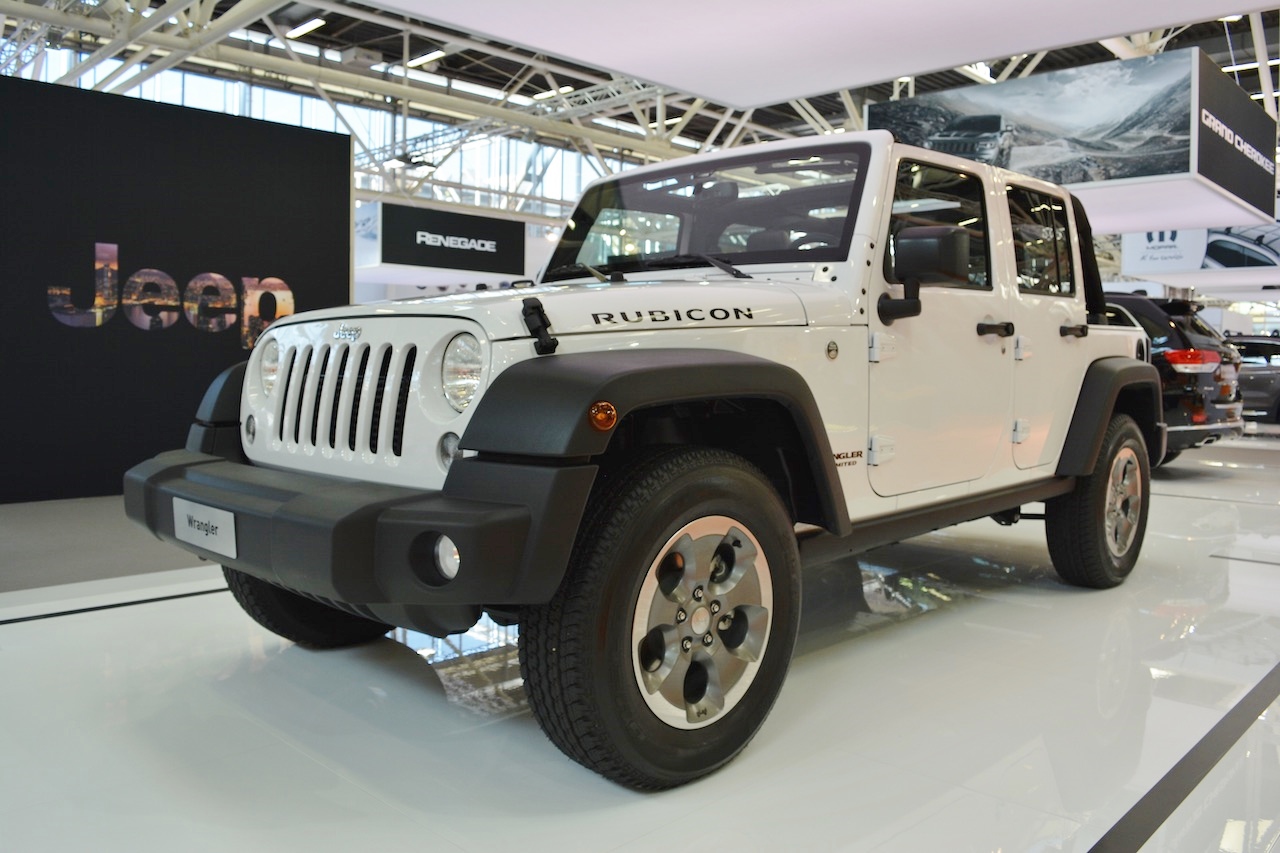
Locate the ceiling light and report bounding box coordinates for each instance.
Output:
[285,18,325,39]
[533,85,574,100]
[1223,58,1280,73]
[407,49,446,68]
[1218,14,1243,22]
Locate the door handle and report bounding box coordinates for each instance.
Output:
[976,321,1015,337]
[1059,324,1089,338]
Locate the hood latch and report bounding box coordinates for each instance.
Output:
[522,297,559,355]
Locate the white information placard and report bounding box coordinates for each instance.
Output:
[172,497,237,559]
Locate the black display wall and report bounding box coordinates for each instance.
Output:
[0,76,352,503]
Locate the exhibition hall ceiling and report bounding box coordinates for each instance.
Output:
[371,0,1279,109]
[5,0,1280,295]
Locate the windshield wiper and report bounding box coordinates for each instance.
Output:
[545,261,607,282]
[646,253,752,279]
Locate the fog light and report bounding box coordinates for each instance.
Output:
[244,414,256,444]
[438,432,461,470]
[435,536,461,580]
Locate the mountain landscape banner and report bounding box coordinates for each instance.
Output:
[867,48,1275,233]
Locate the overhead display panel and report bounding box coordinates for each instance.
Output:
[354,202,529,297]
[1112,224,1280,295]
[867,48,1276,234]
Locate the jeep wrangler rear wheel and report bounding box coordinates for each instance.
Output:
[1045,414,1149,589]
[519,447,801,790]
[223,567,392,648]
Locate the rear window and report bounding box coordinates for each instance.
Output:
[1235,340,1280,365]
[1167,312,1227,349]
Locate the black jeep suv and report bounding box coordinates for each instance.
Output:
[1106,294,1243,462]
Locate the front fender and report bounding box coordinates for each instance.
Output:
[185,361,248,463]
[460,348,849,534]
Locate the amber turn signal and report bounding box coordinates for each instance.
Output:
[588,400,618,431]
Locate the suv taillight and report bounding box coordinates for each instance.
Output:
[1165,349,1221,374]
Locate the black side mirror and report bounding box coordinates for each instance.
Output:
[878,277,921,324]
[879,225,970,325]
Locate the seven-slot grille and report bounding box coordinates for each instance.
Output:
[275,341,417,457]
[929,139,975,156]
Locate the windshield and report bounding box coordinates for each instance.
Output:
[950,115,1003,132]
[543,141,870,282]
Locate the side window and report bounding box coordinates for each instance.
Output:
[1007,186,1075,296]
[1205,239,1273,267]
[1238,342,1280,365]
[1132,312,1173,350]
[1102,306,1136,326]
[887,160,990,288]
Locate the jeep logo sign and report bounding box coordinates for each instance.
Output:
[377,203,524,275]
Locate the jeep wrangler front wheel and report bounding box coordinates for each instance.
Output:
[519,447,801,790]
[1045,414,1150,588]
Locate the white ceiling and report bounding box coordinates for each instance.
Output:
[359,0,1280,298]
[372,0,1275,109]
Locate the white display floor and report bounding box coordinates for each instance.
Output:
[2,438,1279,851]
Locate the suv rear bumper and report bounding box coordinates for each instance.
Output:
[1165,401,1244,451]
[124,450,596,627]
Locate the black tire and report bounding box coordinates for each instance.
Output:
[1045,414,1149,588]
[223,567,392,648]
[519,447,801,790]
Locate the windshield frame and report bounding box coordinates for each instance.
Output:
[543,141,872,283]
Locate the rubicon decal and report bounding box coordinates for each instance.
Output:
[592,307,755,324]
[416,230,499,253]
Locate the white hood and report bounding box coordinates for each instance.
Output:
[278,276,842,340]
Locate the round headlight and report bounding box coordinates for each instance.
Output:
[259,337,280,396]
[442,333,482,412]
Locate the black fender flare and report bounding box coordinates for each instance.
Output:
[460,348,850,535]
[185,361,248,463]
[1056,357,1165,475]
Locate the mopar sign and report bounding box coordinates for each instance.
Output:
[379,204,524,274]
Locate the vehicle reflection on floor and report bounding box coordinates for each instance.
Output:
[368,436,1280,850]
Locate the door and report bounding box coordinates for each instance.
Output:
[1005,184,1090,470]
[1236,339,1280,420]
[868,159,1014,498]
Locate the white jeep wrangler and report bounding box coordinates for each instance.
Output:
[126,130,1165,789]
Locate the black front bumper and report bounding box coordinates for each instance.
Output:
[124,450,596,631]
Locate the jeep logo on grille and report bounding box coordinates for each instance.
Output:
[333,323,362,341]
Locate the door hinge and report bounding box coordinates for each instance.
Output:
[868,435,896,466]
[868,332,897,363]
[1012,418,1030,444]
[1014,335,1030,361]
